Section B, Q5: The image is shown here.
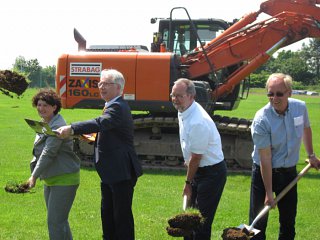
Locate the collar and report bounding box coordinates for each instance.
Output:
[270,99,290,117]
[178,101,196,119]
[48,113,59,126]
[105,95,121,108]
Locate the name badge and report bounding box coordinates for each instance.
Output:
[294,115,303,126]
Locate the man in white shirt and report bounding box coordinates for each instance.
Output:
[171,78,227,240]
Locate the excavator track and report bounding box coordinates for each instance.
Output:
[75,115,254,170]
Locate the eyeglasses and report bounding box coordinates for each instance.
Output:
[267,91,287,97]
[98,81,117,88]
[170,93,187,99]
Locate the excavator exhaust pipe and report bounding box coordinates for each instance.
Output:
[74,28,87,52]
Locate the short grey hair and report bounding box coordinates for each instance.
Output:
[174,78,196,96]
[100,69,125,94]
[266,73,293,91]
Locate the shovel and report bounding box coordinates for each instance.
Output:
[238,162,312,237]
[183,194,188,211]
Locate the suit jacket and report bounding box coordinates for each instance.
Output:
[32,114,80,180]
[72,97,142,184]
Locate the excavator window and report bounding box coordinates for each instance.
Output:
[174,30,189,55]
[151,18,230,55]
[172,24,224,55]
[156,20,227,55]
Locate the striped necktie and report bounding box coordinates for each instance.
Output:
[102,106,107,114]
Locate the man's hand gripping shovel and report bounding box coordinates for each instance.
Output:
[238,161,312,237]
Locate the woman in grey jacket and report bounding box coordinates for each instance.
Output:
[27,89,80,240]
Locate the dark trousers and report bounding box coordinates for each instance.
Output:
[101,178,137,240]
[184,161,227,240]
[249,164,297,240]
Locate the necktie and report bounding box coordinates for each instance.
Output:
[79,106,104,143]
[95,105,107,163]
[102,105,107,114]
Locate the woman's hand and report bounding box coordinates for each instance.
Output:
[27,176,37,188]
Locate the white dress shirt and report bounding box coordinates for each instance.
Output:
[178,101,224,167]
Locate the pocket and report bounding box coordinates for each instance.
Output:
[294,116,304,138]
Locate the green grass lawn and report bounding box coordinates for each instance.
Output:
[0,89,319,239]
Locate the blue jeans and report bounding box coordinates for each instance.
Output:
[184,161,227,240]
[249,164,297,240]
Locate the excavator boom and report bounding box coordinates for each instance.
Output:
[184,0,320,98]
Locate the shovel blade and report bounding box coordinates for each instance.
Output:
[237,224,260,237]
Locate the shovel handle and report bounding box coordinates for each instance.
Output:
[183,195,188,211]
[248,205,271,231]
[249,163,311,230]
[274,163,311,204]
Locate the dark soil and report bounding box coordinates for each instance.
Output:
[4,181,31,193]
[166,212,204,237]
[166,227,193,237]
[0,70,29,98]
[221,227,254,240]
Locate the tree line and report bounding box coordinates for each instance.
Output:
[10,38,320,90]
[12,56,56,88]
[250,38,320,89]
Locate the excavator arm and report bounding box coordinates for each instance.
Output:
[183,0,320,99]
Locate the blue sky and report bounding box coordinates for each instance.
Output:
[0,0,307,69]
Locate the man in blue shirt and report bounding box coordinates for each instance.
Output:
[250,73,320,240]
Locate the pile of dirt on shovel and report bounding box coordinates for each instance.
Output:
[0,70,29,97]
[221,227,254,240]
[166,212,205,237]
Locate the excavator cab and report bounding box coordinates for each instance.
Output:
[150,17,250,111]
[151,18,229,55]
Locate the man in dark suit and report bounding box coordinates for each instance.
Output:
[57,69,143,240]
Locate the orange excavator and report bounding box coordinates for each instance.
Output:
[56,0,320,169]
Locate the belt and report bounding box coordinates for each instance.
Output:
[254,164,296,173]
[197,161,225,174]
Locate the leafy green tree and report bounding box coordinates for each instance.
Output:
[27,59,42,88]
[12,57,58,88]
[300,39,320,85]
[13,56,42,87]
[268,50,310,83]
[12,56,28,72]
[254,56,276,74]
[253,49,313,86]
[41,65,56,88]
[250,71,269,88]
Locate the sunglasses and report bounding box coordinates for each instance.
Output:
[267,91,287,97]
